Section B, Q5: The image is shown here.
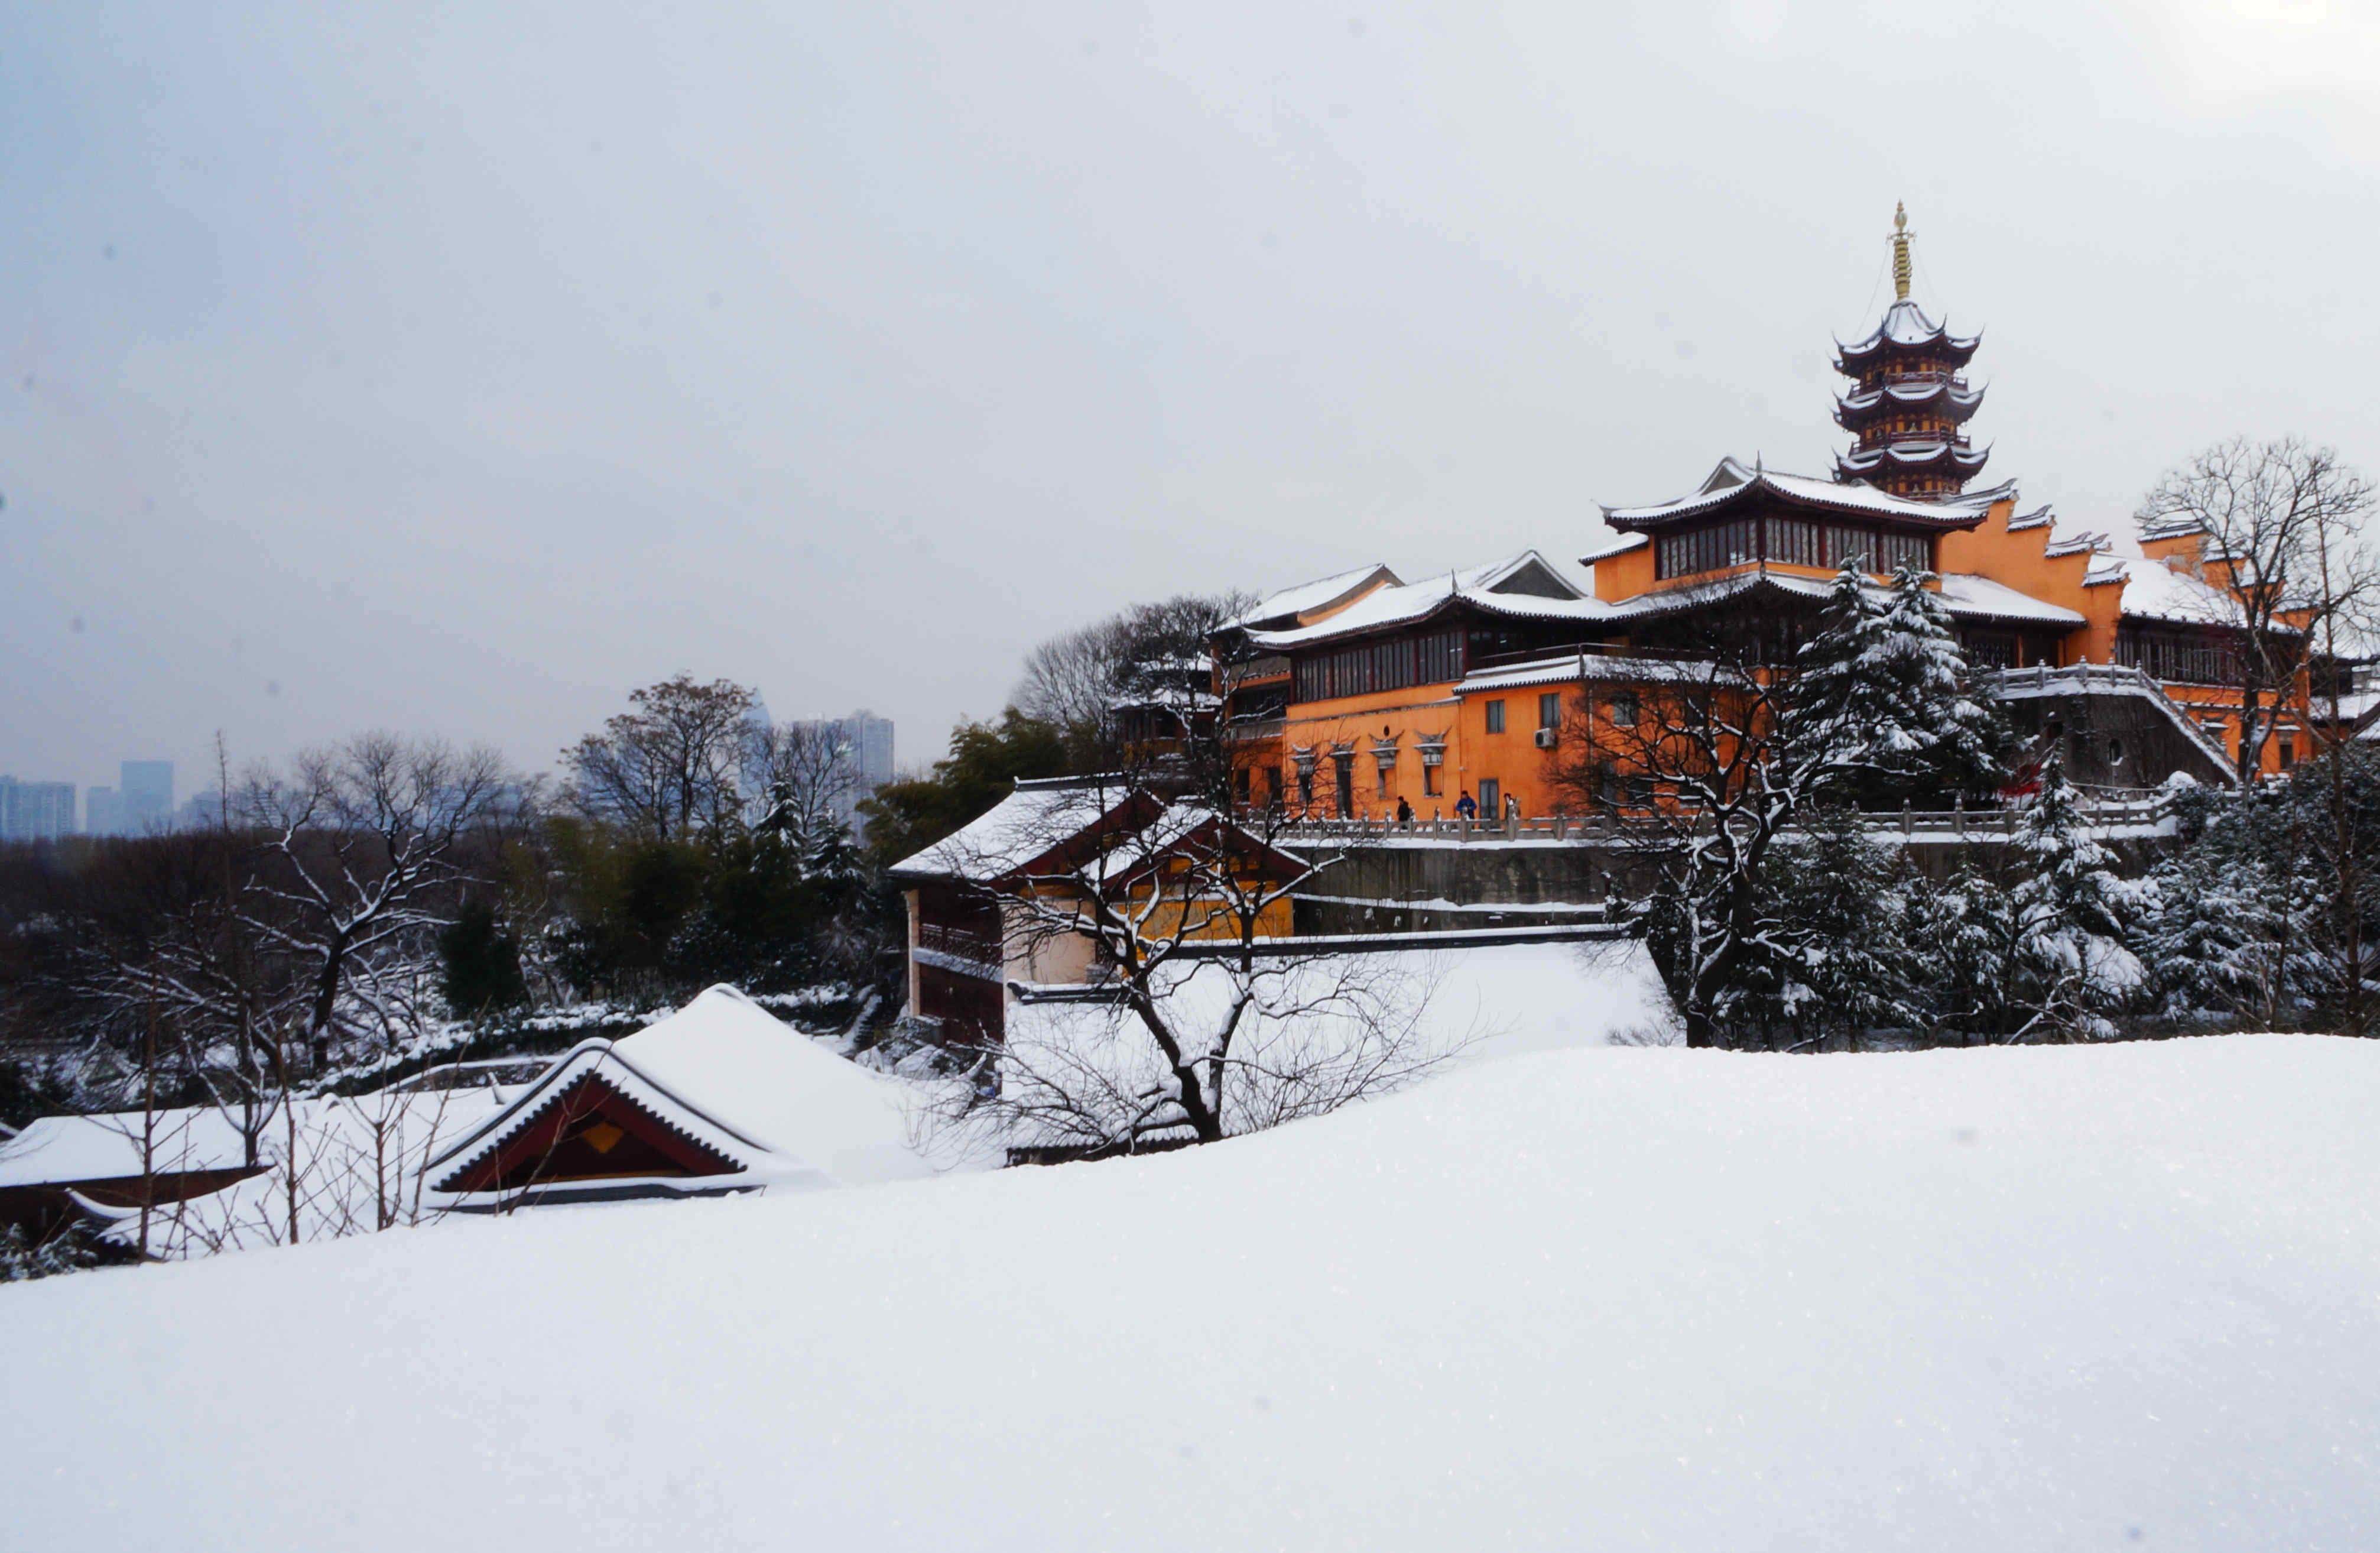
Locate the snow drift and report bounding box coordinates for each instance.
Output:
[5,1035,2378,1550]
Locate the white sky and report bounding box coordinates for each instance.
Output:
[5,1,2378,797]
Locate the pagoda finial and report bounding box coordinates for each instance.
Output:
[1890,201,1912,301]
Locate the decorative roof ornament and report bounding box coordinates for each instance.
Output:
[1891,201,1913,302]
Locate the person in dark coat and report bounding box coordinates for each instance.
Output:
[1454,790,1478,821]
[1395,796,1414,828]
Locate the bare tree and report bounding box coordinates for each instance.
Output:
[1551,657,1798,1049]
[2134,437,2378,784]
[1013,592,1253,783]
[752,719,859,843]
[563,674,757,841]
[240,734,512,1069]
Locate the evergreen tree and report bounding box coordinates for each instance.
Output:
[1873,562,2009,799]
[1719,808,1917,1049]
[2005,754,2146,1039]
[1781,560,2007,805]
[437,896,529,1017]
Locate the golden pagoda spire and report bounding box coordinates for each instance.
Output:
[1890,201,1912,301]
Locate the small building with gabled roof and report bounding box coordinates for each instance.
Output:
[421,985,931,1212]
[888,777,1305,1046]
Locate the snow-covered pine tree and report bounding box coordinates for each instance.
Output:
[1780,560,2007,805]
[2140,846,2281,1027]
[1874,562,2009,799]
[1779,562,1895,792]
[2006,753,2146,1039]
[1899,862,2019,1044]
[1728,808,1920,1049]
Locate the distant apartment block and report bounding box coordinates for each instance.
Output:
[0,778,77,842]
[85,786,123,836]
[787,709,895,822]
[120,760,173,833]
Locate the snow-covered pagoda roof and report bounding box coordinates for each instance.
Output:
[1243,550,1611,650]
[1836,379,1986,416]
[1233,562,1402,631]
[1834,440,1993,479]
[1602,457,2014,531]
[1834,298,1982,369]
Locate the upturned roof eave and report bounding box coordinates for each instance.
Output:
[1603,470,1995,531]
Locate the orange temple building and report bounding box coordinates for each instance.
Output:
[1220,208,2307,820]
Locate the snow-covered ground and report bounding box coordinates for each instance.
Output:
[7,1035,2379,1549]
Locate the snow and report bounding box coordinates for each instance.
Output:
[1232,562,1401,628]
[1456,650,1719,693]
[1244,550,1611,650]
[1604,568,2083,628]
[8,1035,2380,1549]
[427,987,934,1194]
[1933,571,2089,625]
[1576,529,1647,567]
[887,776,1135,882]
[2112,555,2245,628]
[0,1107,254,1187]
[620,989,932,1186]
[1605,462,2014,527]
[1014,939,1676,1074]
[1837,296,1980,352]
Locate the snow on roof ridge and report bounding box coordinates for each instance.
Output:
[1233,562,1401,627]
[1605,463,2011,527]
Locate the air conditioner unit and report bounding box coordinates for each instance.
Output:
[1533,727,1559,749]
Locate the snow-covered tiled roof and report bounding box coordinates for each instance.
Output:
[1244,550,1611,650]
[1577,531,1648,568]
[1933,573,2089,627]
[1836,298,1980,355]
[887,777,1147,882]
[2008,505,2057,532]
[1837,441,1991,471]
[423,987,930,1201]
[2109,556,2242,628]
[2042,531,2111,559]
[1456,652,1723,694]
[1838,380,1985,413]
[1596,568,2081,628]
[1233,563,1401,628]
[1603,459,2014,529]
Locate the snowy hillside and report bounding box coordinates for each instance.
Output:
[7,1036,2379,1550]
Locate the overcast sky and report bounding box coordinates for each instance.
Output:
[6,1,2379,798]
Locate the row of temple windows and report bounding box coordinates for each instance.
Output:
[1291,628,1464,703]
[1655,519,1933,580]
[2116,628,2237,686]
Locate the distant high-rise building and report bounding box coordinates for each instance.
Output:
[0,778,77,842]
[120,760,173,833]
[780,709,896,825]
[85,786,124,837]
[177,790,226,831]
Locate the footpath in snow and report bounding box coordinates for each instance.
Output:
[5,1035,2378,1551]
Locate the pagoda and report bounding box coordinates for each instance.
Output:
[1832,203,1989,501]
